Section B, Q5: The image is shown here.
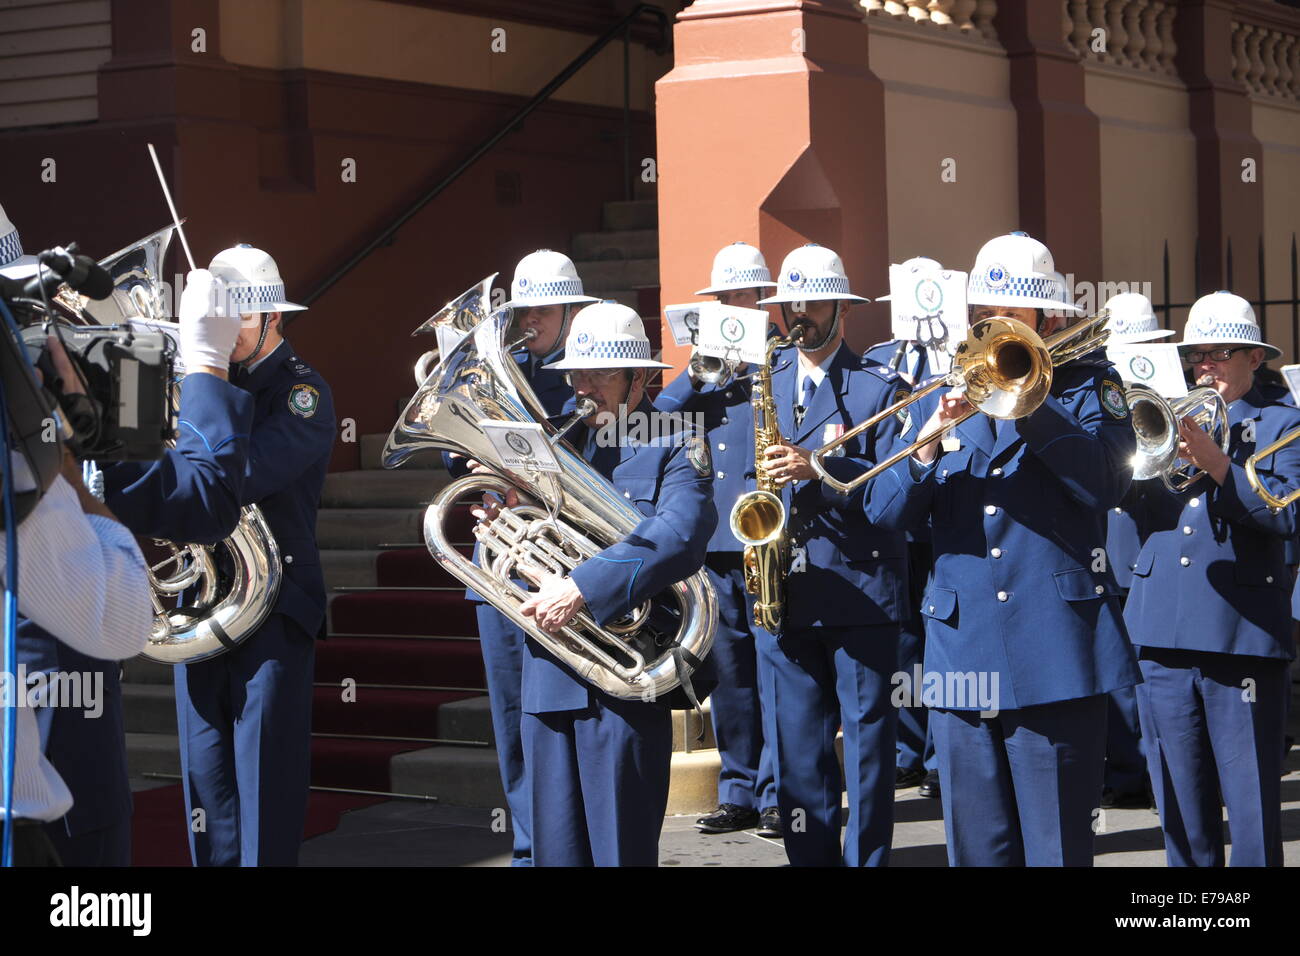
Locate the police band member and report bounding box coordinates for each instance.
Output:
[869,232,1140,866]
[752,243,911,867]
[105,245,336,866]
[1097,292,1169,810]
[1,204,256,865]
[474,302,714,866]
[865,256,945,797]
[447,250,598,866]
[655,242,780,838]
[1124,292,1300,867]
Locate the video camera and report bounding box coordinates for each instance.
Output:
[0,242,176,527]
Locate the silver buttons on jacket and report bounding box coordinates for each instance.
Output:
[1189,497,1201,508]
[996,590,1009,602]
[717,471,725,479]
[285,555,294,565]
[1094,584,1104,595]
[984,505,998,516]
[717,443,726,451]
[1183,526,1193,535]
[1179,556,1190,567]
[991,467,1003,476]
[990,547,1003,558]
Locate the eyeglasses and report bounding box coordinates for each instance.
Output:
[564,368,626,386]
[1182,346,1252,364]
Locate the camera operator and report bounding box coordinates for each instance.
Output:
[2,208,254,864]
[0,337,154,865]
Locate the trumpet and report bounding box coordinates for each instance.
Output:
[1127,383,1228,492]
[688,350,741,388]
[810,310,1111,495]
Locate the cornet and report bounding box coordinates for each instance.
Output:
[811,310,1111,495]
[1127,384,1228,492]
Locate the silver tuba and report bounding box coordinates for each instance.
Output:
[61,225,283,664]
[384,309,717,701]
[1127,383,1229,492]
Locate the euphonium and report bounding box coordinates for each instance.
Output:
[58,225,283,664]
[728,326,804,635]
[383,308,717,701]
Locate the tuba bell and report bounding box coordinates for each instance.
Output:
[1127,384,1229,492]
[59,225,283,664]
[384,308,717,701]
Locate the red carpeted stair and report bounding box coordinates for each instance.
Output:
[310,499,489,797]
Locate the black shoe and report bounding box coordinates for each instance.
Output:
[918,770,941,799]
[895,767,926,789]
[1101,787,1151,810]
[756,807,783,838]
[695,804,760,833]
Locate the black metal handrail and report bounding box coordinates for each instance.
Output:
[297,3,670,313]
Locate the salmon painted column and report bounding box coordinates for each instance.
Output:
[655,0,890,378]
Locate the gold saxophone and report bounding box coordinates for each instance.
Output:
[728,325,804,635]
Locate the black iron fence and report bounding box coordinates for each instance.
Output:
[1157,235,1300,361]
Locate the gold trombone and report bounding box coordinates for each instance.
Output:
[810,310,1111,495]
[1246,426,1300,510]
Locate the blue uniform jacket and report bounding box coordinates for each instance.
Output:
[654,369,756,555]
[1125,387,1300,660]
[1106,484,1146,592]
[867,356,1141,710]
[521,397,715,714]
[103,372,255,544]
[105,344,336,638]
[769,341,911,629]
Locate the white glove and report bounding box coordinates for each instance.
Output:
[179,269,239,370]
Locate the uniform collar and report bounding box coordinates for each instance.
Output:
[234,340,289,391]
[1229,385,1266,424]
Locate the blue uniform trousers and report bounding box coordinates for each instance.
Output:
[474,602,532,865]
[1135,647,1287,867]
[523,695,672,866]
[896,623,936,773]
[930,694,1108,866]
[1105,683,1147,795]
[755,623,899,866]
[174,615,315,866]
[46,821,131,867]
[705,559,775,810]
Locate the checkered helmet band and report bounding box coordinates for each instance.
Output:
[514,277,584,300]
[968,273,1067,304]
[227,281,287,312]
[1187,317,1262,344]
[0,227,22,267]
[723,265,771,285]
[572,338,651,361]
[782,274,849,296]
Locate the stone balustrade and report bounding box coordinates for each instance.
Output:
[1062,0,1178,76]
[1232,16,1300,100]
[860,1,998,42]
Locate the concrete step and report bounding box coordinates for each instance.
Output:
[359,433,447,471]
[124,683,177,735]
[321,469,447,508]
[322,549,380,590]
[573,257,659,290]
[126,731,180,778]
[572,228,659,261]
[317,508,424,549]
[436,695,494,746]
[602,198,658,231]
